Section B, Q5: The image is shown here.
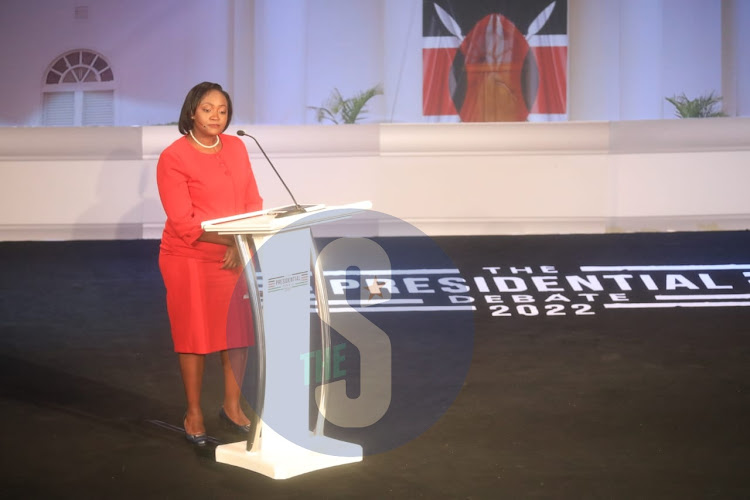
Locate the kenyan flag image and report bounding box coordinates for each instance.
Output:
[423,0,568,122]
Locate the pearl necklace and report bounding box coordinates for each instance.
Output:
[189,129,220,149]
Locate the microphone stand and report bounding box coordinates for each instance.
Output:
[237,130,308,218]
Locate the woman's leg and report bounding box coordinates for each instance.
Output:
[179,353,206,434]
[220,348,251,425]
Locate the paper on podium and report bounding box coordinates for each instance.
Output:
[201,201,372,236]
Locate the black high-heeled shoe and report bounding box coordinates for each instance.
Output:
[183,413,207,446]
[219,407,252,434]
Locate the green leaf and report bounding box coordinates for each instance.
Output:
[665,92,727,118]
[310,84,383,124]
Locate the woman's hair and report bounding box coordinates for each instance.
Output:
[177,82,233,135]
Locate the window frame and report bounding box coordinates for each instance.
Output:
[41,49,117,126]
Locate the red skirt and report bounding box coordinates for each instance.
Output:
[159,253,255,354]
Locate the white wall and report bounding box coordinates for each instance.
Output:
[304,0,386,123]
[0,0,233,127]
[1,0,746,127]
[569,0,728,121]
[1,120,748,241]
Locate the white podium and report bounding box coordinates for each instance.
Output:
[201,202,371,479]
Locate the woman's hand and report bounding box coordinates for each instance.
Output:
[221,244,243,270]
[198,231,242,270]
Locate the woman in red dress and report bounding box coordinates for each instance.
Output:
[157,82,262,446]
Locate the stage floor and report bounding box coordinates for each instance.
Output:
[1,232,749,499]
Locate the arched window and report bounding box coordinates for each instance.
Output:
[42,49,115,126]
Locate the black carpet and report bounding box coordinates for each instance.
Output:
[1,232,749,499]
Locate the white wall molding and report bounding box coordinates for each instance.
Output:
[380,122,611,156]
[141,125,382,160]
[610,118,750,153]
[0,127,142,161]
[1,119,749,241]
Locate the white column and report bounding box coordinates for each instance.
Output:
[253,0,308,124]
[723,0,750,117]
[618,0,664,120]
[568,0,622,121]
[661,0,723,117]
[384,0,422,123]
[722,0,737,116]
[737,0,750,116]
[228,0,255,124]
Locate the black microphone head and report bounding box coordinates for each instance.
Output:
[237,130,246,136]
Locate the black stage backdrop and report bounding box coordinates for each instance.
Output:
[1,232,749,499]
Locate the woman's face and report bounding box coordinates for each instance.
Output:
[191,89,228,138]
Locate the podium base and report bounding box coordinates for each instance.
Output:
[215,436,363,480]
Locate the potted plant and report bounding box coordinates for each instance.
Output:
[309,84,383,124]
[665,91,727,118]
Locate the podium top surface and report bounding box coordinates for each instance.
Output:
[201,201,372,235]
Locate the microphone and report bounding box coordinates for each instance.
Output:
[237,130,308,218]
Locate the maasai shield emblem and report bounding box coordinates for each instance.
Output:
[423,0,567,122]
